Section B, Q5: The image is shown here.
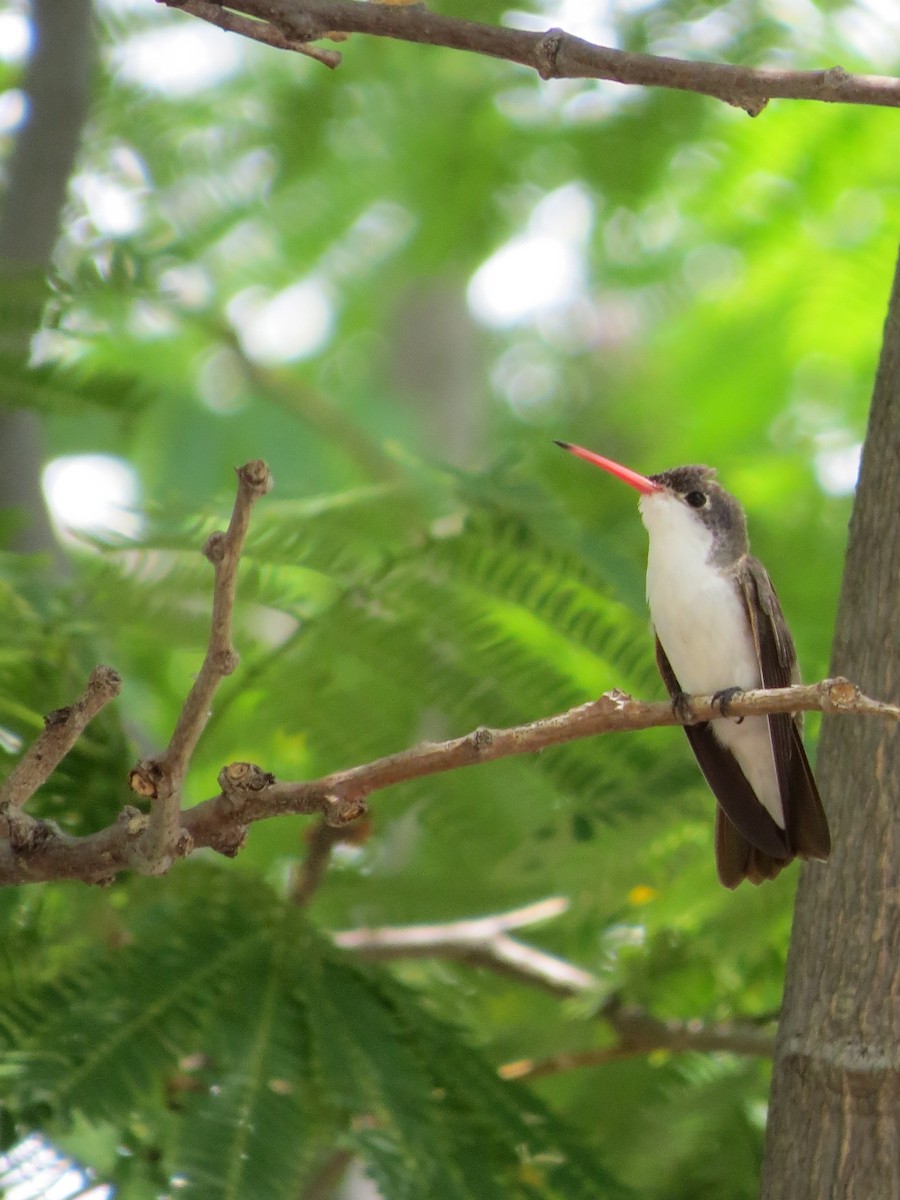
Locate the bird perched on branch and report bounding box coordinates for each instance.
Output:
[557,441,831,888]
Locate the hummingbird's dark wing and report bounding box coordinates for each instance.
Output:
[654,636,790,874]
[737,558,831,863]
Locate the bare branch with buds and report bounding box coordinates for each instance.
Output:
[0,458,896,887]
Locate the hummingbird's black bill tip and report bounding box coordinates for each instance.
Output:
[553,440,572,451]
[553,441,660,495]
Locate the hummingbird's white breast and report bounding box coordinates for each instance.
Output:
[638,491,784,828]
[639,492,759,693]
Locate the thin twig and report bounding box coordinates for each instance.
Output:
[0,665,121,812]
[163,0,900,113]
[0,676,895,885]
[500,1013,776,1081]
[173,0,342,67]
[128,460,272,873]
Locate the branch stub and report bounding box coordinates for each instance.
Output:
[323,793,369,827]
[129,760,162,799]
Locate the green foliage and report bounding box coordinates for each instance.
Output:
[0,869,624,1199]
[1,0,897,1195]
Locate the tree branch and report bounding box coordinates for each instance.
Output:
[1,457,896,886]
[0,666,122,851]
[334,897,776,1074]
[0,666,122,814]
[500,1011,776,1081]
[0,673,895,885]
[162,0,900,114]
[334,896,598,997]
[126,460,272,874]
[204,677,895,817]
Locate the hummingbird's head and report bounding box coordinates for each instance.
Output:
[644,465,749,566]
[555,443,749,566]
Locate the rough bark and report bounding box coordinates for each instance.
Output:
[761,250,900,1196]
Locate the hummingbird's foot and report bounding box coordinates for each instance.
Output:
[712,686,745,722]
[672,691,694,724]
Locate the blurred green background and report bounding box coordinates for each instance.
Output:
[1,0,897,1196]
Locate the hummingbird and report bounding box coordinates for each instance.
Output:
[556,441,831,888]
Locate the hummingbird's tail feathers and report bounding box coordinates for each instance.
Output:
[715,809,791,888]
[714,724,830,887]
[654,634,830,886]
[784,722,831,861]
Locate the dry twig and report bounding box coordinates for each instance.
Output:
[162,0,900,113]
[0,666,122,852]
[127,460,272,873]
[190,677,893,830]
[0,665,122,814]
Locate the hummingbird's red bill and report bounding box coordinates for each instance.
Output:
[554,441,661,496]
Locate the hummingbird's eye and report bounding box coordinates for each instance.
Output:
[685,490,707,508]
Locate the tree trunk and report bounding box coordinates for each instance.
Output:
[760,249,900,1197]
[0,0,92,554]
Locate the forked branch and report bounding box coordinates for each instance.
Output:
[126,459,273,874]
[335,896,776,1074]
[334,896,598,997]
